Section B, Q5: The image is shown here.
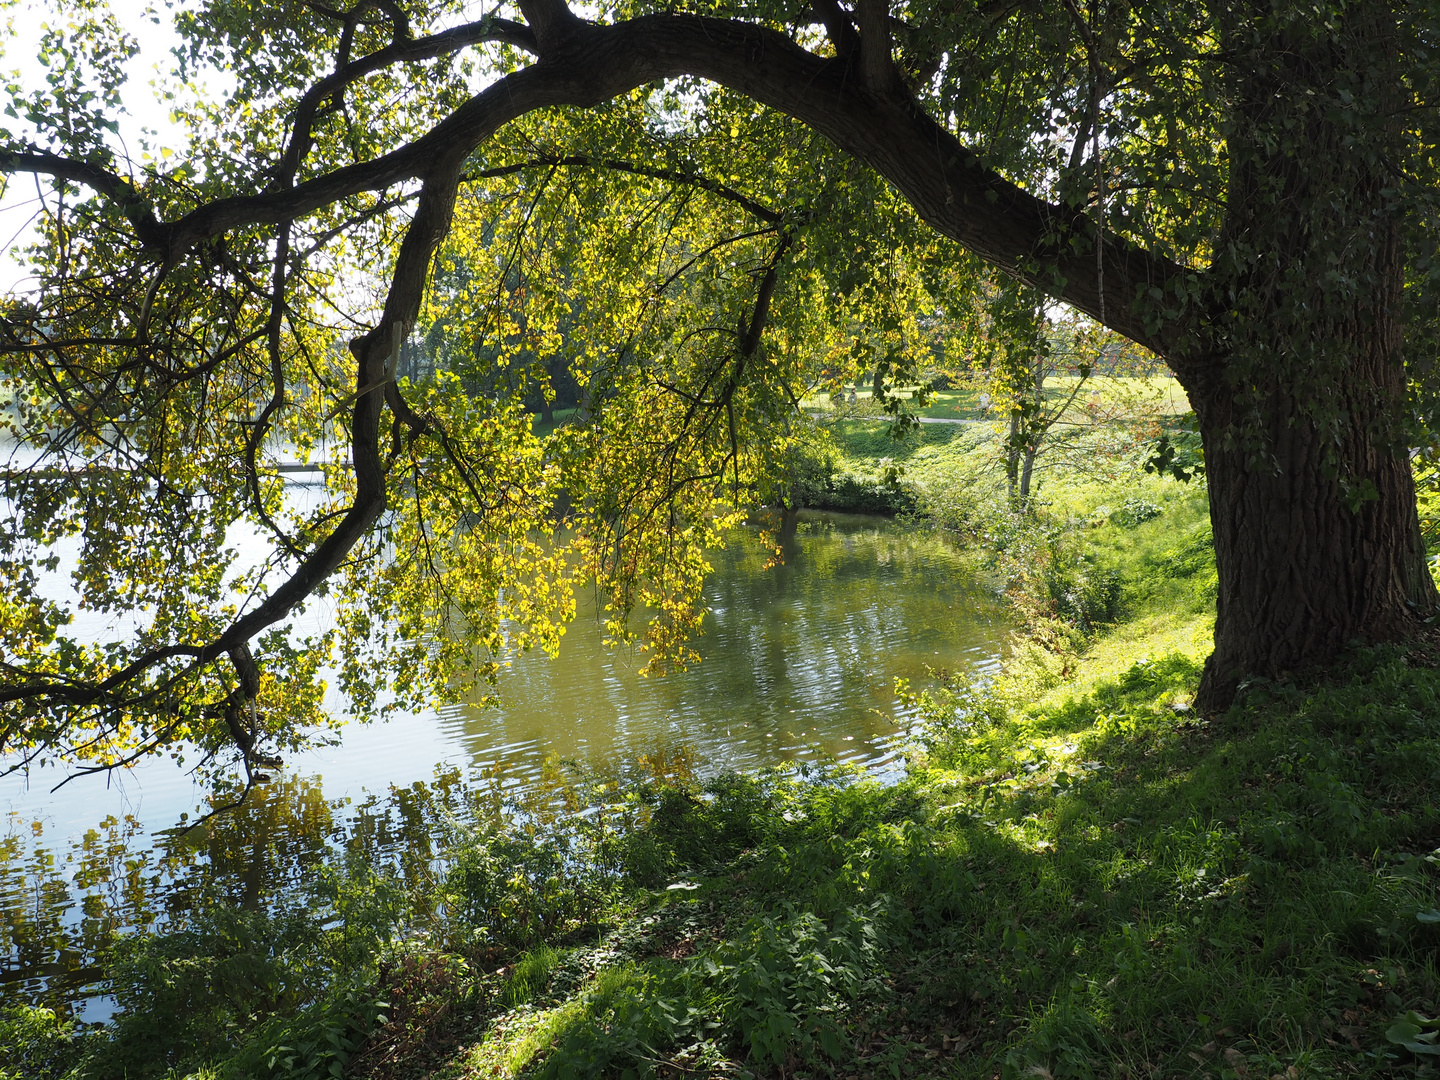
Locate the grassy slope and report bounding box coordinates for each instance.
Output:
[802,377,1192,421]
[340,471,1440,1079]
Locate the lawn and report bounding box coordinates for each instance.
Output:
[801,376,1193,422]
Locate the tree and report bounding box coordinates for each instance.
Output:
[1,0,1436,783]
[968,283,1168,510]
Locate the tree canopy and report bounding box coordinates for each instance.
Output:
[1,0,1437,785]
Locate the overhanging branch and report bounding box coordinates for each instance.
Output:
[3,14,1195,367]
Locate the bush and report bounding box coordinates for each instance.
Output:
[98,905,325,1076]
[799,469,920,516]
[617,772,777,887]
[1003,525,1121,639]
[442,827,609,949]
[1110,496,1163,527]
[89,858,406,1080]
[708,902,889,1067]
[0,1005,84,1080]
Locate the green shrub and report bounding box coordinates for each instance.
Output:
[1003,525,1122,636]
[442,827,606,949]
[1110,496,1163,527]
[532,965,682,1079]
[87,858,406,1080]
[798,469,920,516]
[707,901,890,1067]
[239,985,389,1080]
[617,772,777,887]
[0,1005,84,1080]
[98,905,324,1076]
[532,900,889,1077]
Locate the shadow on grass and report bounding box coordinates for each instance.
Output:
[516,648,1440,1079]
[14,648,1440,1080]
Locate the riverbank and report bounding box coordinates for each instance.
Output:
[10,448,1440,1080]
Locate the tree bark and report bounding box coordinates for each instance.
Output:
[1195,376,1435,709]
[1018,443,1036,510]
[1187,4,1436,709]
[1006,411,1021,503]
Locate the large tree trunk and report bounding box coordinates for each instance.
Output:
[1193,342,1435,710]
[1189,3,1435,710]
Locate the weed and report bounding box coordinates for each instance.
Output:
[0,1005,85,1080]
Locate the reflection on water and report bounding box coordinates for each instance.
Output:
[436,512,1005,785]
[2,511,1005,1013]
[1,770,481,1014]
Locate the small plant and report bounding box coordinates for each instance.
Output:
[1002,525,1121,642]
[503,944,563,1006]
[442,826,608,949]
[1386,1010,1440,1059]
[247,985,390,1080]
[1112,497,1163,527]
[0,1005,84,1080]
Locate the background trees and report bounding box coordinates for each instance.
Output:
[1,0,1437,781]
[965,288,1170,512]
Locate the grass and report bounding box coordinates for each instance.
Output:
[337,626,1440,1080]
[801,377,1193,421]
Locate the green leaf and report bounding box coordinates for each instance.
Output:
[1388,1020,1423,1044]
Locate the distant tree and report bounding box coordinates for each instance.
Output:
[973,287,1168,510]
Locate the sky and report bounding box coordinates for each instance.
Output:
[0,1,190,292]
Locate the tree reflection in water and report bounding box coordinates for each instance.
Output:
[1,745,705,1014]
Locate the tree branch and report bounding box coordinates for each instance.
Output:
[3,14,1200,371]
[0,174,461,737]
[856,0,901,94]
[811,0,861,58]
[517,0,581,52]
[466,155,783,224]
[274,15,537,189]
[0,149,163,247]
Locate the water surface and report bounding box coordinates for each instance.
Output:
[1,511,1005,1011]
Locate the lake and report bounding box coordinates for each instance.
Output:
[0,510,1006,1013]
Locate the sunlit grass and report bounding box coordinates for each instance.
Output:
[447,1000,585,1078]
[801,376,1193,420]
